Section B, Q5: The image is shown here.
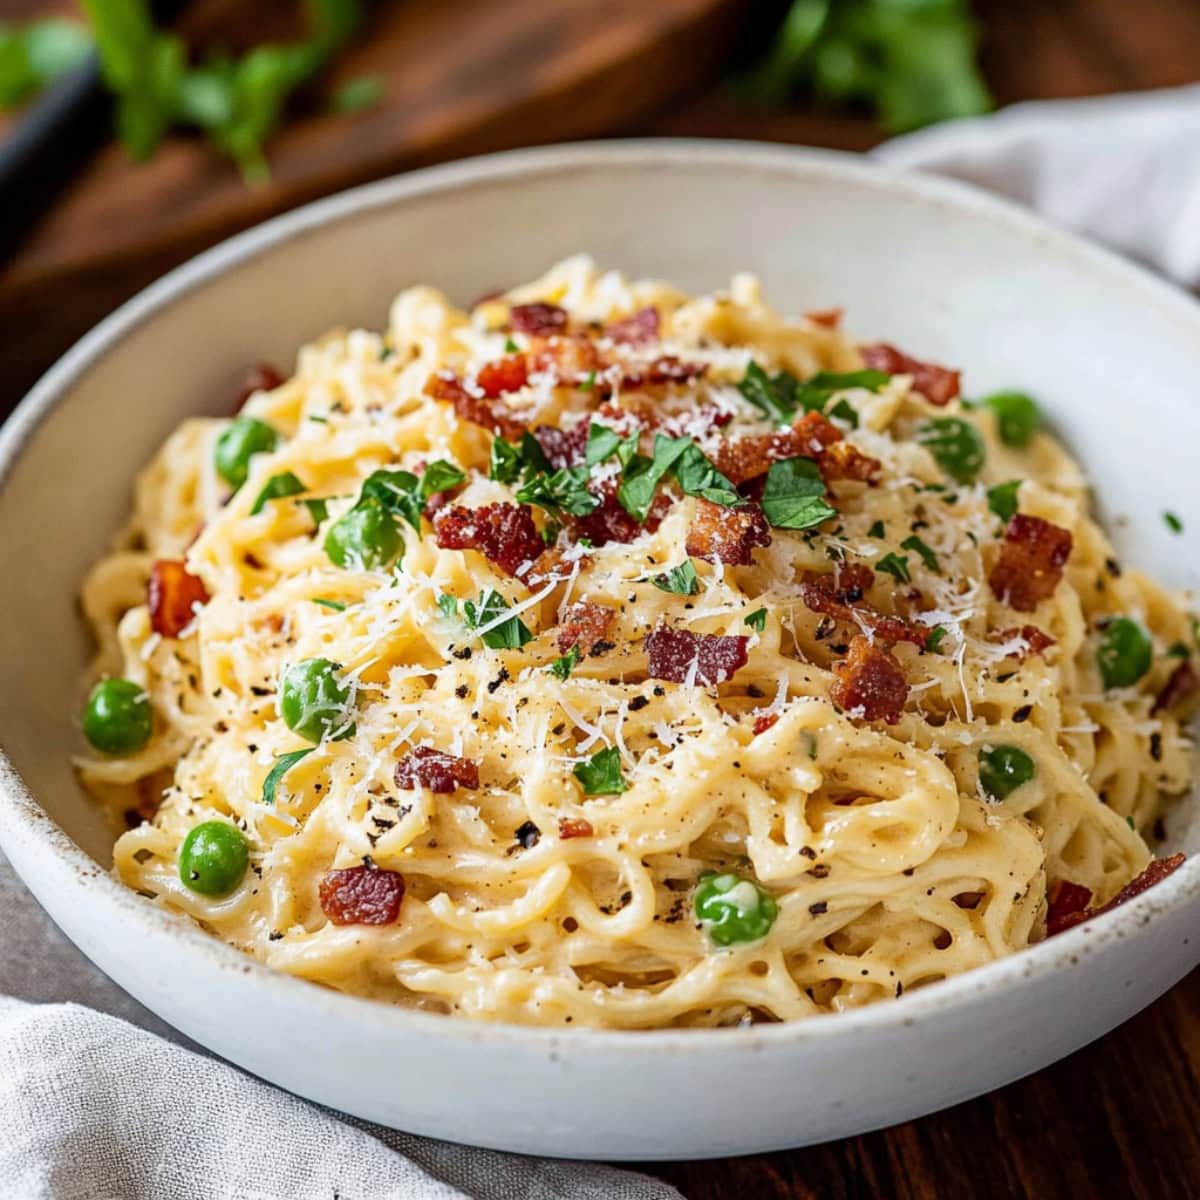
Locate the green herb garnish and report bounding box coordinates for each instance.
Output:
[1165,511,1184,534]
[548,645,580,680]
[760,457,837,530]
[917,416,986,484]
[262,746,315,805]
[463,589,534,650]
[875,552,911,583]
[867,520,886,539]
[0,18,92,110]
[653,560,700,596]
[572,746,628,796]
[987,480,1022,523]
[983,391,1040,449]
[328,74,382,114]
[311,598,346,612]
[927,625,948,653]
[744,608,768,633]
[516,466,601,517]
[900,533,939,573]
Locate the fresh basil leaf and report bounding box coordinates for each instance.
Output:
[572,745,628,796]
[419,460,466,500]
[795,369,889,416]
[516,466,601,517]
[328,74,381,114]
[578,370,597,392]
[303,498,329,525]
[617,438,689,523]
[900,534,939,573]
[826,397,859,428]
[436,593,458,621]
[738,362,799,425]
[760,457,836,530]
[917,416,986,484]
[360,468,422,530]
[503,336,519,353]
[489,438,523,484]
[585,422,623,467]
[463,589,534,651]
[548,644,580,680]
[983,391,1039,449]
[262,746,315,805]
[987,480,1022,523]
[671,441,740,508]
[875,552,911,583]
[251,471,306,515]
[653,561,700,596]
[744,608,768,633]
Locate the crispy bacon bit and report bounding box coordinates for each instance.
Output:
[532,422,590,469]
[860,343,961,405]
[794,410,844,456]
[685,497,771,566]
[993,624,1056,659]
[805,307,843,329]
[148,559,209,637]
[656,404,733,440]
[1047,855,1186,936]
[1153,660,1198,715]
[233,363,284,412]
[715,428,808,486]
[475,355,529,398]
[509,302,568,336]
[529,334,605,386]
[1045,880,1093,937]
[753,712,780,736]
[571,488,671,547]
[645,626,749,686]
[799,572,930,650]
[525,545,575,588]
[830,636,909,724]
[319,864,405,926]
[714,411,880,487]
[434,503,543,578]
[820,441,883,484]
[424,372,526,439]
[620,356,707,388]
[989,515,1073,612]
[557,601,616,656]
[605,307,660,345]
[395,745,480,794]
[558,817,594,839]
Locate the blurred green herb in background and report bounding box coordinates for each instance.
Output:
[0,18,91,109]
[328,73,382,114]
[747,0,992,133]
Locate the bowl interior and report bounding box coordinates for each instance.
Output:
[2,141,1198,872]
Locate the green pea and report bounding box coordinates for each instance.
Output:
[1096,617,1153,689]
[982,391,1040,449]
[978,744,1036,801]
[280,657,355,742]
[179,820,249,896]
[215,416,278,489]
[83,678,153,755]
[324,500,402,571]
[916,417,987,485]
[694,871,778,946]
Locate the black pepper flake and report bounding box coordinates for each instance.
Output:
[452,646,473,660]
[628,696,650,712]
[361,854,377,870]
[268,931,284,941]
[799,846,816,860]
[552,723,565,736]
[589,640,615,658]
[1150,732,1163,762]
[1013,704,1033,723]
[250,685,271,697]
[455,684,469,699]
[653,686,665,697]
[808,864,830,879]
[487,667,511,694]
[808,901,828,915]
[746,684,764,699]
[515,820,541,849]
[1105,557,1122,578]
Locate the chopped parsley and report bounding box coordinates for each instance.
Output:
[548,645,580,680]
[250,471,306,516]
[436,593,458,621]
[917,416,986,484]
[463,589,534,650]
[982,391,1040,448]
[875,552,911,583]
[737,362,888,425]
[986,480,1022,523]
[926,625,948,653]
[489,433,549,485]
[900,534,939,573]
[503,336,519,353]
[578,370,597,392]
[826,397,859,429]
[1165,511,1184,534]
[653,560,700,595]
[1167,642,1191,659]
[760,457,837,530]
[311,598,347,612]
[867,519,886,539]
[618,435,738,523]
[262,747,315,806]
[744,608,768,633]
[573,746,628,796]
[516,466,601,517]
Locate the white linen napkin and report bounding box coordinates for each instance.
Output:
[6,81,1200,1200]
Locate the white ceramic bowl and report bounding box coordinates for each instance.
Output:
[1,141,1197,1161]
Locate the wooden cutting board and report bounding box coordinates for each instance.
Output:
[0,0,756,409]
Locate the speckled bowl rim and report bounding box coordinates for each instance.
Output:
[0,139,1196,1054]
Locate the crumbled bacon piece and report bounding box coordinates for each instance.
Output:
[799,570,929,650]
[714,428,809,486]
[319,864,406,926]
[1045,880,1093,937]
[752,712,779,736]
[532,422,590,469]
[233,363,284,412]
[805,307,843,329]
[656,404,733,440]
[605,307,660,345]
[525,545,576,588]
[434,503,544,578]
[475,355,529,398]
[557,601,616,656]
[620,356,706,388]
[645,626,748,686]
[1153,660,1198,715]
[395,746,480,794]
[820,441,883,484]
[830,636,908,723]
[509,302,568,336]
[1047,855,1186,936]
[529,334,605,386]
[989,515,1073,612]
[685,498,771,566]
[424,372,526,439]
[558,817,594,839]
[993,625,1056,659]
[571,488,671,547]
[714,411,879,487]
[147,559,209,637]
[860,343,961,405]
[794,410,844,456]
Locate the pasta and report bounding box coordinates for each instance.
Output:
[76,256,1197,1028]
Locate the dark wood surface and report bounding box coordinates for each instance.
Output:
[4,1,1200,1196]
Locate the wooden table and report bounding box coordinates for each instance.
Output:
[5,1,1199,1195]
